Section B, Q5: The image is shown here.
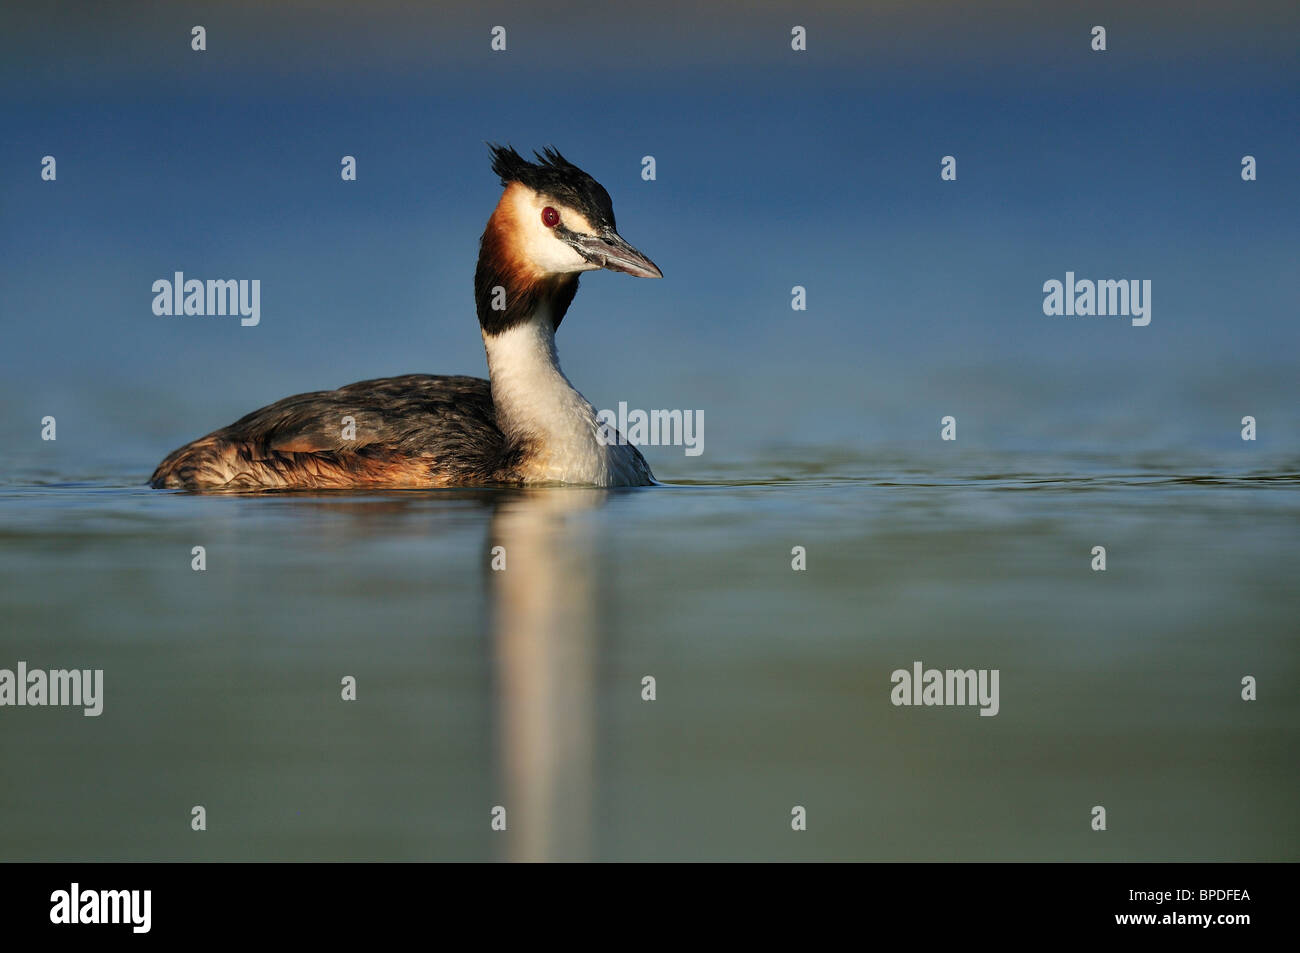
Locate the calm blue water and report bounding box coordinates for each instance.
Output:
[1,1,1296,861]
[2,441,1296,861]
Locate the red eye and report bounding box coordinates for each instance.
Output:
[541,206,560,228]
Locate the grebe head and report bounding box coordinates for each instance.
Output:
[484,144,662,282]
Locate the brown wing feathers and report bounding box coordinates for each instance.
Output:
[149,375,516,490]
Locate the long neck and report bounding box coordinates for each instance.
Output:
[482,309,593,444]
[481,310,652,487]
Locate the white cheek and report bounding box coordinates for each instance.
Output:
[521,225,599,274]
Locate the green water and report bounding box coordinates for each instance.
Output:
[0,450,1296,861]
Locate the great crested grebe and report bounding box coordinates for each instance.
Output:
[150,145,661,490]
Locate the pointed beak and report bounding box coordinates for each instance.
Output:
[570,228,663,279]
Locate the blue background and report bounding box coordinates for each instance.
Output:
[2,0,1296,472]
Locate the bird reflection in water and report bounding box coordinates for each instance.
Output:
[487,488,608,862]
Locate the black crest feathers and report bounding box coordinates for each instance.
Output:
[486,143,616,229]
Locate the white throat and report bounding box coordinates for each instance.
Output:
[483,312,649,486]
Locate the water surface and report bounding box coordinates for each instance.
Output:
[2,449,1295,861]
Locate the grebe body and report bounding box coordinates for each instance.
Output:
[150,146,660,490]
